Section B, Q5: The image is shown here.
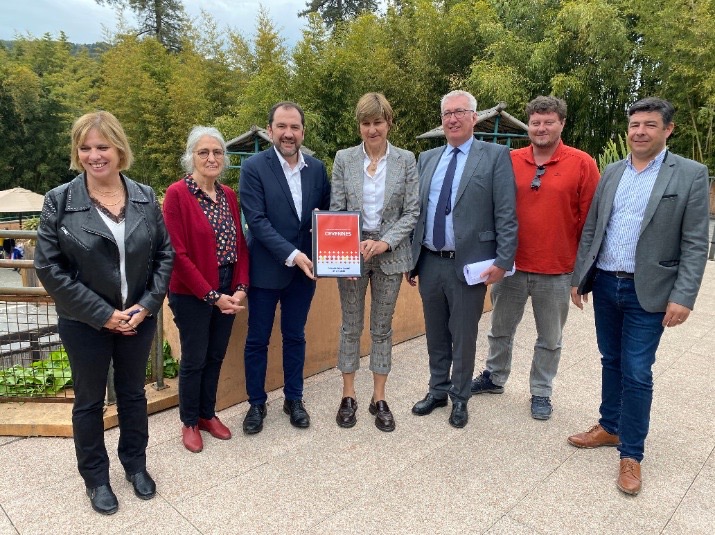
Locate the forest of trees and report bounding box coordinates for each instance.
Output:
[1,0,713,194]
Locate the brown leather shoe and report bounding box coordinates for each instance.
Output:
[617,458,642,495]
[567,424,620,448]
[198,416,232,440]
[182,425,203,453]
[336,397,358,428]
[369,399,395,432]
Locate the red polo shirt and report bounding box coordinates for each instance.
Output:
[511,141,600,274]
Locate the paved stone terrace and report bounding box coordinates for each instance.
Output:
[0,262,713,534]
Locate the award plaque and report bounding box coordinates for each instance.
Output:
[312,211,363,277]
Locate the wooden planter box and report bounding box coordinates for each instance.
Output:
[163,278,491,410]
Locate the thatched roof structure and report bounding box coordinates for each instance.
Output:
[417,102,528,145]
[225,125,315,156]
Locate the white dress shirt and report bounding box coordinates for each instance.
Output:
[597,148,667,273]
[362,143,389,232]
[273,146,307,266]
[423,136,474,251]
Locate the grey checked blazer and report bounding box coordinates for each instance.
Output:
[330,143,420,275]
[572,152,710,312]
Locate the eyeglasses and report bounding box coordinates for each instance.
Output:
[440,109,474,120]
[195,149,225,159]
[531,165,546,190]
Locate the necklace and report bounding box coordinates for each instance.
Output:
[366,155,384,175]
[90,188,122,197]
[90,190,125,208]
[90,188,121,197]
[96,197,124,207]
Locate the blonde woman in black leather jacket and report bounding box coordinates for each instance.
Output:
[35,111,174,516]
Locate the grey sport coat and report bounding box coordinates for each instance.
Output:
[572,152,710,312]
[410,139,518,281]
[330,143,420,275]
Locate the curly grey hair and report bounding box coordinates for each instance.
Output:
[180,126,231,174]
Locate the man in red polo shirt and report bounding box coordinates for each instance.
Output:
[471,96,599,420]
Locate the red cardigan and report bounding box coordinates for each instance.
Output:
[163,179,249,298]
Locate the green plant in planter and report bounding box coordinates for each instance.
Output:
[1,340,179,397]
[0,348,73,397]
[21,217,40,231]
[162,340,179,378]
[145,340,179,379]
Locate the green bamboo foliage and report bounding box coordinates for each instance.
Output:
[1,0,713,193]
[598,134,629,172]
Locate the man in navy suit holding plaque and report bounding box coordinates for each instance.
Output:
[239,101,331,435]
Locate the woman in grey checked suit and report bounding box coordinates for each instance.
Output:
[330,93,420,432]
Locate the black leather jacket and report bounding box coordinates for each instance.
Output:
[34,173,174,330]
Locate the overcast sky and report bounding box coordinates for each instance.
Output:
[0,0,309,47]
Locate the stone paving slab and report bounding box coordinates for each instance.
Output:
[0,262,713,534]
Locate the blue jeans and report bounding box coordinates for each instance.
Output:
[169,264,236,426]
[244,274,316,405]
[592,270,665,462]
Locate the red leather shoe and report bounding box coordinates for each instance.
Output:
[198,416,232,440]
[182,425,203,453]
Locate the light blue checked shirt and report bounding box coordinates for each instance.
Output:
[597,148,668,273]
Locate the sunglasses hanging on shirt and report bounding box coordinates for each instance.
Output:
[531,165,546,191]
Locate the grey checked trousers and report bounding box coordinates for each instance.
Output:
[336,253,403,375]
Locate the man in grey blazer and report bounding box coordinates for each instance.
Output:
[408,90,518,428]
[568,97,710,496]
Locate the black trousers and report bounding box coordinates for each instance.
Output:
[58,315,156,488]
[169,264,236,426]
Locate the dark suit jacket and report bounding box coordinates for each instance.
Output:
[239,148,331,290]
[410,139,518,281]
[572,152,710,312]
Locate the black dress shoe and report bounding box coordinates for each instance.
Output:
[369,399,396,432]
[86,484,118,515]
[126,469,156,500]
[283,399,310,428]
[243,403,267,434]
[449,401,469,428]
[336,397,358,428]
[412,393,448,415]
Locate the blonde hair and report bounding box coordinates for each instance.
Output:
[355,92,394,128]
[70,111,133,171]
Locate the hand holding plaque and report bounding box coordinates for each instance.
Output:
[312,211,363,278]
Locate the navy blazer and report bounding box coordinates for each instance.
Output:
[239,148,331,290]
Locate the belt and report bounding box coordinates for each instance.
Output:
[602,270,634,279]
[423,246,455,259]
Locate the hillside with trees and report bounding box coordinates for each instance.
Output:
[0,0,712,193]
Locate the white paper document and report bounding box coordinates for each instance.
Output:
[463,258,516,285]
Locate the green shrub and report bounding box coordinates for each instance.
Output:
[0,348,72,397]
